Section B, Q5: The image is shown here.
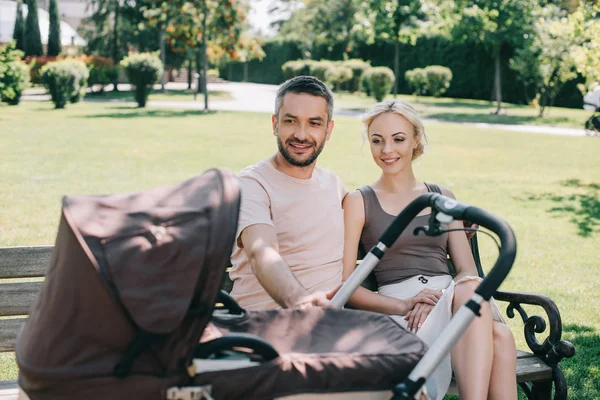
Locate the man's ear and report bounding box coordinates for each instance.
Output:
[326,119,335,141]
[272,114,278,136]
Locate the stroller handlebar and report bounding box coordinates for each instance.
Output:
[332,193,516,307]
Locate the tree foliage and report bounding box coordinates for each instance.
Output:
[24,0,44,57]
[12,0,26,52]
[47,0,62,56]
[451,0,538,112]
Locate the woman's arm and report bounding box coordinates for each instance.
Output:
[441,187,479,280]
[342,191,437,315]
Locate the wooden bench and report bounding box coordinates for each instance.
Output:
[1,246,575,399]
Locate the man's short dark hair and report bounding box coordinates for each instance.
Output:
[274,76,334,122]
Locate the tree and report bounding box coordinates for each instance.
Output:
[510,5,589,117]
[12,0,25,52]
[452,0,538,114]
[572,3,600,96]
[47,0,62,56]
[358,0,428,97]
[24,0,43,57]
[142,0,250,110]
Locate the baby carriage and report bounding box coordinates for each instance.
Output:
[16,168,516,400]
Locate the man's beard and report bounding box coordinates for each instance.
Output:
[276,133,326,167]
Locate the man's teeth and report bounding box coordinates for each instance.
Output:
[291,143,310,148]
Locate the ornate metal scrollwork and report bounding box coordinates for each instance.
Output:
[495,291,575,365]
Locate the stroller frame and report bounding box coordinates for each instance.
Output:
[168,193,518,400]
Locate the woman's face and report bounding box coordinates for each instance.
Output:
[368,112,418,173]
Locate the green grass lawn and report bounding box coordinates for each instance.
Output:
[1,101,599,398]
[336,91,592,130]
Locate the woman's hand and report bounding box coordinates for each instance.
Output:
[405,303,434,332]
[409,288,442,309]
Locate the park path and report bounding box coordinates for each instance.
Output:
[22,82,588,137]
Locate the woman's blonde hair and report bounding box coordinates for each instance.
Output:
[361,99,427,160]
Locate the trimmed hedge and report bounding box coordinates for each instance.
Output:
[83,55,118,91]
[406,65,453,97]
[41,60,79,109]
[221,36,583,108]
[0,42,30,105]
[365,67,395,102]
[120,52,163,108]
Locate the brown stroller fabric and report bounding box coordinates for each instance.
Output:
[195,308,427,400]
[16,169,241,400]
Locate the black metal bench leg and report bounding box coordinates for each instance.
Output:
[551,365,568,400]
[531,381,552,400]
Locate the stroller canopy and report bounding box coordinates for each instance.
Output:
[17,169,241,399]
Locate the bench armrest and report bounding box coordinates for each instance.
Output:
[495,290,575,366]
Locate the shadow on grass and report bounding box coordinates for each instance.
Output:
[560,324,600,400]
[78,105,217,119]
[86,89,231,101]
[425,112,577,127]
[524,179,599,237]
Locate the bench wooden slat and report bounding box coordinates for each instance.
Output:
[0,247,52,279]
[0,318,26,352]
[0,283,42,317]
[516,353,553,382]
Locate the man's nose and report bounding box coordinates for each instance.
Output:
[294,123,309,141]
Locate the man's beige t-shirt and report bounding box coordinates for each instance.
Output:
[230,159,348,310]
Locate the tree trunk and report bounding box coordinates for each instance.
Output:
[112,1,119,92]
[201,0,209,111]
[187,56,193,90]
[243,62,248,82]
[393,41,400,98]
[494,47,503,114]
[159,28,167,93]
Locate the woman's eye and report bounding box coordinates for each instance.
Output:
[395,138,405,142]
[371,139,381,144]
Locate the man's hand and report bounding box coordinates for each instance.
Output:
[405,302,434,332]
[464,220,479,240]
[292,285,341,309]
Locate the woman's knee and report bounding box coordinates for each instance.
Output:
[452,280,479,308]
[493,323,517,361]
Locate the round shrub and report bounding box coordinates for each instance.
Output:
[63,59,89,103]
[0,61,30,105]
[365,67,395,102]
[325,64,353,92]
[343,59,371,92]
[120,52,163,108]
[405,68,428,96]
[0,42,30,105]
[424,65,452,97]
[40,60,78,109]
[281,60,312,80]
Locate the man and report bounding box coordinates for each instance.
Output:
[229,76,346,310]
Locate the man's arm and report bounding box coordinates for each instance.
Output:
[240,224,337,308]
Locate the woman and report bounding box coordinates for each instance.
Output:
[342,100,517,400]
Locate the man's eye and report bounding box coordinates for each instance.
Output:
[284,119,294,124]
[311,121,322,127]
